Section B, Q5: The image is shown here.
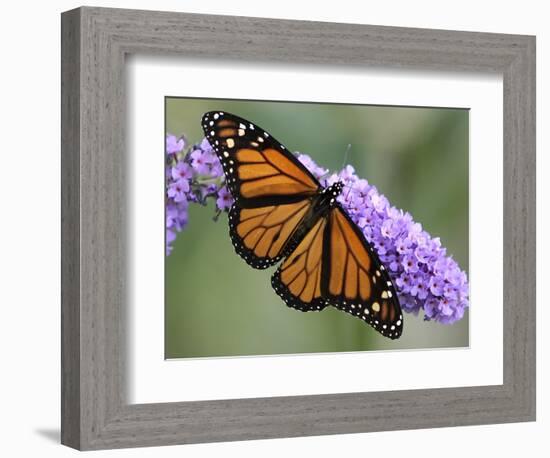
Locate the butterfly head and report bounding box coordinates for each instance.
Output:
[323,181,344,207]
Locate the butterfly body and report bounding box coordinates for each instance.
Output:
[314,182,345,213]
[202,111,403,339]
[283,182,344,247]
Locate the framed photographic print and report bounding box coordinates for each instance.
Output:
[61,6,535,450]
[164,98,469,359]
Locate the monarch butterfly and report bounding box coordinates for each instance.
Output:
[202,111,403,339]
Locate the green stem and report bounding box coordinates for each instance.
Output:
[194,176,225,186]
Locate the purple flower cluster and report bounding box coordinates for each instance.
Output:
[165,135,468,324]
[165,134,232,255]
[304,160,469,324]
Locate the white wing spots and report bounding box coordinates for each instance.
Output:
[380,265,385,270]
[396,320,402,326]
[387,291,393,298]
[214,113,219,120]
[223,151,229,158]
[381,291,389,299]
[209,121,214,126]
[226,138,235,148]
[238,129,245,136]
[257,136,264,143]
[210,130,215,136]
[249,123,254,130]
[376,270,381,277]
[329,290,400,339]
[372,275,377,284]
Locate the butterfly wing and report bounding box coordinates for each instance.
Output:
[202,111,321,205]
[202,111,322,269]
[271,217,328,312]
[228,199,313,269]
[323,205,403,339]
[272,204,402,337]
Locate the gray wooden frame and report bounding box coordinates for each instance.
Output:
[61,6,536,451]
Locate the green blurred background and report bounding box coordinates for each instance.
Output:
[165,97,469,359]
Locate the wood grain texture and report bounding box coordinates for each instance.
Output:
[60,6,536,450]
[60,7,81,450]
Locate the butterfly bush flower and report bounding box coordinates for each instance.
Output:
[295,153,329,179]
[165,135,468,324]
[316,162,469,325]
[166,135,185,155]
[216,186,233,210]
[165,134,232,255]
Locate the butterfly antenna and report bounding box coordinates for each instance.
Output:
[340,144,353,200]
[341,143,352,170]
[345,183,353,201]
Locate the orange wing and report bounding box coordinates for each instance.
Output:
[202,111,322,269]
[323,206,402,339]
[271,217,328,311]
[228,199,313,269]
[202,111,321,204]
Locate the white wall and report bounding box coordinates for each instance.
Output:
[0,0,546,456]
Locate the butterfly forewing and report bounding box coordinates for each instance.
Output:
[202,111,322,269]
[202,111,321,205]
[322,206,403,339]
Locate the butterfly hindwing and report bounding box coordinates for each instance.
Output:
[271,204,402,338]
[322,206,403,339]
[202,111,321,205]
[271,217,328,312]
[228,197,313,269]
